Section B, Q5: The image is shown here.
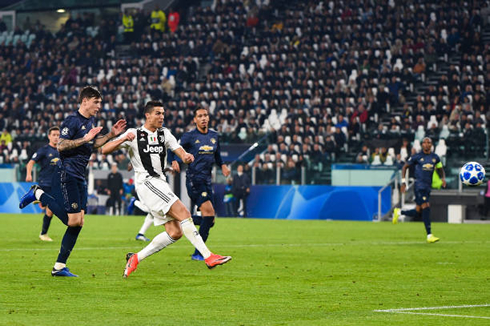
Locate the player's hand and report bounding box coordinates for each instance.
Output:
[25,175,32,182]
[172,160,181,173]
[400,183,407,193]
[222,164,230,177]
[441,178,447,188]
[111,119,127,136]
[182,153,194,164]
[84,126,103,142]
[127,163,133,171]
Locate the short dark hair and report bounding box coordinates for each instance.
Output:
[48,126,60,134]
[78,86,102,104]
[144,100,164,114]
[193,105,208,117]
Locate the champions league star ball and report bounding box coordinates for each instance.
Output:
[459,162,486,186]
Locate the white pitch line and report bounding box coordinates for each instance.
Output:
[375,304,490,320]
[386,311,490,320]
[375,304,490,312]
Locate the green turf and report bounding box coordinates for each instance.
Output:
[1,213,489,325]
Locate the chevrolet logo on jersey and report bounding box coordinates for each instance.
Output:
[143,144,165,154]
[422,163,434,171]
[50,158,60,165]
[199,145,213,152]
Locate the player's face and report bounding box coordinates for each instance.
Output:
[422,138,432,153]
[48,130,60,146]
[194,109,209,131]
[146,106,165,130]
[83,97,102,117]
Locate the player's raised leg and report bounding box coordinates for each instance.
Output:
[169,200,231,269]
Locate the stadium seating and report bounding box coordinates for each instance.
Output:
[0,0,487,184]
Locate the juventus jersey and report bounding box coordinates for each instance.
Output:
[117,126,181,182]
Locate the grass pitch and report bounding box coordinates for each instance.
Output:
[1,213,489,326]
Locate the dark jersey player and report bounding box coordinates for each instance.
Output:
[25,126,60,241]
[19,86,128,277]
[393,137,446,243]
[172,106,230,261]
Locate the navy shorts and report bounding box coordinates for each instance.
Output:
[186,179,213,208]
[39,185,52,194]
[61,169,87,214]
[414,188,431,206]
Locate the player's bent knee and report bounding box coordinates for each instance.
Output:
[166,221,183,239]
[168,229,183,240]
[67,213,83,227]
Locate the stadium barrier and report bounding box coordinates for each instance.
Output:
[4,183,391,221]
[213,185,392,221]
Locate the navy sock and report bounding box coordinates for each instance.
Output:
[192,215,202,226]
[56,226,82,264]
[193,216,215,256]
[41,214,52,235]
[40,193,68,225]
[401,209,418,218]
[422,207,431,235]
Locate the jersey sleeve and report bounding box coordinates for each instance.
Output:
[30,148,43,162]
[115,129,136,149]
[165,129,182,152]
[179,132,191,151]
[406,153,417,166]
[434,154,441,165]
[214,134,225,166]
[59,117,77,140]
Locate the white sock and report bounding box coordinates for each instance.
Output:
[35,189,44,200]
[137,231,175,261]
[138,214,154,235]
[180,218,211,259]
[427,234,432,239]
[54,262,66,270]
[134,200,149,213]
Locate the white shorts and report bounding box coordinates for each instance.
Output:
[135,176,179,226]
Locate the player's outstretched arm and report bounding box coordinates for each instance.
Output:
[173,148,194,164]
[94,119,127,148]
[58,126,103,152]
[101,132,135,154]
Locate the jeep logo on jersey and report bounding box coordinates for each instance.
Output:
[143,144,165,154]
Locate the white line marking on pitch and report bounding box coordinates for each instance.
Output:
[375,304,490,320]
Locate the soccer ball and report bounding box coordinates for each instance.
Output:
[459,162,486,186]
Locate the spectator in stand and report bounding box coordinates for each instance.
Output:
[355,145,370,164]
[150,6,166,33]
[168,8,180,33]
[282,157,300,185]
[0,129,12,146]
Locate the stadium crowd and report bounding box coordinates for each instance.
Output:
[0,0,488,184]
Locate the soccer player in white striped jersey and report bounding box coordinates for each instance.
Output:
[102,101,231,277]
